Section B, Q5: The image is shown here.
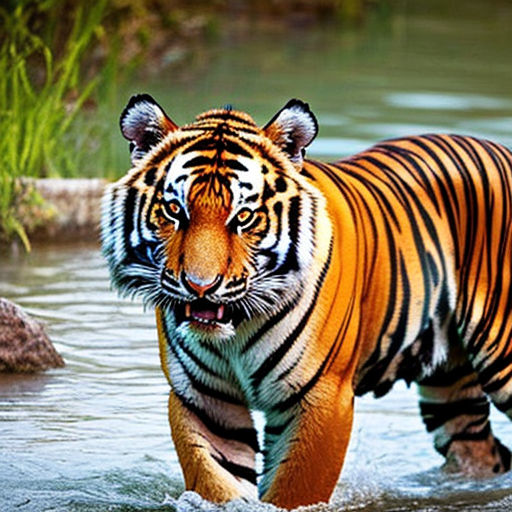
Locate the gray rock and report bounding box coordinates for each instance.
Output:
[0,298,64,372]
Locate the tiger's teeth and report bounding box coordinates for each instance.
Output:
[185,303,191,318]
[217,304,224,320]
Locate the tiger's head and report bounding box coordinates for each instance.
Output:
[102,95,327,342]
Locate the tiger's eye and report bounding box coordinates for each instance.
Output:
[237,209,253,225]
[169,202,180,215]
[161,200,182,222]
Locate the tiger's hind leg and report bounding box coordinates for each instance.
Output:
[417,358,511,476]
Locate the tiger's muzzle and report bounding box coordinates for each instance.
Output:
[160,268,250,332]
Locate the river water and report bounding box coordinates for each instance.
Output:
[2,1,512,510]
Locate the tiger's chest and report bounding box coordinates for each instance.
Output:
[160,307,311,412]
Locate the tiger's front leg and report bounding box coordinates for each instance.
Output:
[157,308,260,502]
[260,376,354,509]
[168,390,259,503]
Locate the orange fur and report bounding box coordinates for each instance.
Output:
[103,97,512,509]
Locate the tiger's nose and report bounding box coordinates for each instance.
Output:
[182,272,222,297]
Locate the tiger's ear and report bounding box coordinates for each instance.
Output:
[263,99,318,168]
[120,94,178,164]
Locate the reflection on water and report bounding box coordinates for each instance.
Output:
[2,0,512,509]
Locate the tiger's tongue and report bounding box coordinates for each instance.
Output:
[186,302,225,321]
[193,309,216,320]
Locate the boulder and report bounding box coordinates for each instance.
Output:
[0,298,64,372]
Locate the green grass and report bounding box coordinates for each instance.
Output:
[0,0,109,248]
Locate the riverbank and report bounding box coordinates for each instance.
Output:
[29,178,106,243]
[2,178,106,252]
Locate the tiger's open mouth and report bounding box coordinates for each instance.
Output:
[175,298,234,327]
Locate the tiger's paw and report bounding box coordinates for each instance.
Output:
[442,437,512,477]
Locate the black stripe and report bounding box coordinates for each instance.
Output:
[419,397,489,432]
[355,253,410,395]
[162,321,242,405]
[340,161,402,231]
[274,195,300,274]
[271,339,335,414]
[311,159,401,381]
[250,295,316,387]
[417,135,462,266]
[183,155,215,168]
[198,111,258,128]
[454,136,505,353]
[479,351,512,393]
[177,354,242,405]
[224,159,249,172]
[264,416,294,437]
[260,202,283,272]
[447,136,484,335]
[136,192,147,240]
[270,269,341,413]
[182,138,215,153]
[176,393,260,453]
[175,336,223,379]
[363,152,440,331]
[376,144,441,214]
[417,362,474,389]
[144,167,158,185]
[250,241,332,389]
[147,138,190,167]
[241,301,295,353]
[388,254,411,351]
[211,455,257,484]
[122,187,138,256]
[436,421,491,456]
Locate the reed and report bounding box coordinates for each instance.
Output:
[0,0,108,248]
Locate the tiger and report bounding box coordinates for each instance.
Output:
[101,94,512,509]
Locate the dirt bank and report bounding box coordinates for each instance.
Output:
[27,178,107,245]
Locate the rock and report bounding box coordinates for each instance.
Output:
[0,298,64,372]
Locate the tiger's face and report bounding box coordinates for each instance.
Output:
[102,95,323,342]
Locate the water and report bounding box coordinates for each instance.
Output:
[1,246,512,512]
[129,0,512,164]
[3,0,512,510]
[0,245,180,511]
